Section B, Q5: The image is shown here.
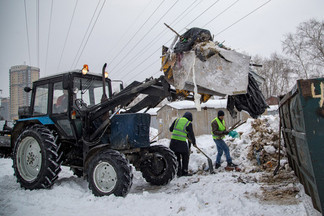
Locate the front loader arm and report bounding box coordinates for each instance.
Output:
[88,76,190,121]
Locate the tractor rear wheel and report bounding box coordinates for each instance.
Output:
[87,149,133,197]
[13,125,62,189]
[140,145,177,185]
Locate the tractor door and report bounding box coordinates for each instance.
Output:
[51,81,77,139]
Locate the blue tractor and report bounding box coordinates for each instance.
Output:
[3,64,183,197]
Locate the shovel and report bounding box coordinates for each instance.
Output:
[194,145,214,174]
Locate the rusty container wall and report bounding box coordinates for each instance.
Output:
[279,78,324,214]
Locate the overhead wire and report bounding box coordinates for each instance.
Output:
[182,0,221,30]
[106,0,155,59]
[215,0,272,37]
[122,0,222,82]
[37,0,39,67]
[107,0,167,67]
[171,0,201,27]
[126,58,160,83]
[124,0,272,83]
[23,0,31,65]
[74,0,107,68]
[70,1,101,70]
[112,0,199,78]
[203,0,240,28]
[109,0,179,75]
[45,0,54,75]
[57,0,79,72]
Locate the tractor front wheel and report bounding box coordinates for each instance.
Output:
[87,149,133,197]
[13,125,62,189]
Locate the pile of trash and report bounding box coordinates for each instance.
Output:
[246,118,284,172]
[162,25,268,118]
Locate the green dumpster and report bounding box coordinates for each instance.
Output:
[279,78,324,214]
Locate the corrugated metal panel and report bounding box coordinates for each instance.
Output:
[157,106,245,139]
[279,78,324,214]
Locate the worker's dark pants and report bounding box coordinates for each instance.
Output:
[169,139,190,176]
[175,152,189,176]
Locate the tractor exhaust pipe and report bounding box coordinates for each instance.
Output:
[101,63,108,103]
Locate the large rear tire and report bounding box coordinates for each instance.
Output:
[12,125,62,189]
[87,149,132,197]
[140,145,177,185]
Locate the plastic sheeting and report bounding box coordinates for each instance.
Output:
[227,73,269,119]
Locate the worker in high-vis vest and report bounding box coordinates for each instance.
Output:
[169,112,196,177]
[211,110,237,169]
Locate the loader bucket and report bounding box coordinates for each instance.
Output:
[162,41,250,97]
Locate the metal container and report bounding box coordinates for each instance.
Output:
[279,78,324,214]
[110,113,151,149]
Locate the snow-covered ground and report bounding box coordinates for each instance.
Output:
[0,115,321,216]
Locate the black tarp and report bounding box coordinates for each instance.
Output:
[227,72,268,119]
[173,28,212,53]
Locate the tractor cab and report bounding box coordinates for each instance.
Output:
[18,70,112,141]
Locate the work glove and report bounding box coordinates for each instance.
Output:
[222,130,230,135]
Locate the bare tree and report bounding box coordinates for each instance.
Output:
[282,19,324,79]
[252,53,295,98]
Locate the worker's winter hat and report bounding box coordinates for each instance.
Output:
[218,110,225,117]
[183,112,193,121]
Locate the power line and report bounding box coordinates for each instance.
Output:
[125,58,160,83]
[183,0,221,30]
[107,0,167,67]
[203,0,240,28]
[37,0,39,67]
[74,0,107,69]
[117,0,221,80]
[215,0,272,37]
[70,1,101,70]
[105,0,155,59]
[170,0,201,27]
[57,0,79,72]
[112,0,199,77]
[110,0,179,75]
[23,0,31,65]
[122,0,272,83]
[45,0,54,75]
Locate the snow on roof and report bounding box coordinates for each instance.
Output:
[137,107,160,115]
[166,99,227,110]
[268,105,278,112]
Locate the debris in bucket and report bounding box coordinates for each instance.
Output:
[162,24,268,118]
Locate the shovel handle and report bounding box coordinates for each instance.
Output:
[194,145,210,159]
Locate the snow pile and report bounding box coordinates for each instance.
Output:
[0,115,321,216]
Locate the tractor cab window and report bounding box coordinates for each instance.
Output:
[33,84,49,115]
[53,82,68,113]
[73,77,110,107]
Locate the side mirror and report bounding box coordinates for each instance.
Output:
[24,87,32,93]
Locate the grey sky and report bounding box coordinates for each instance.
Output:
[0,0,323,98]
